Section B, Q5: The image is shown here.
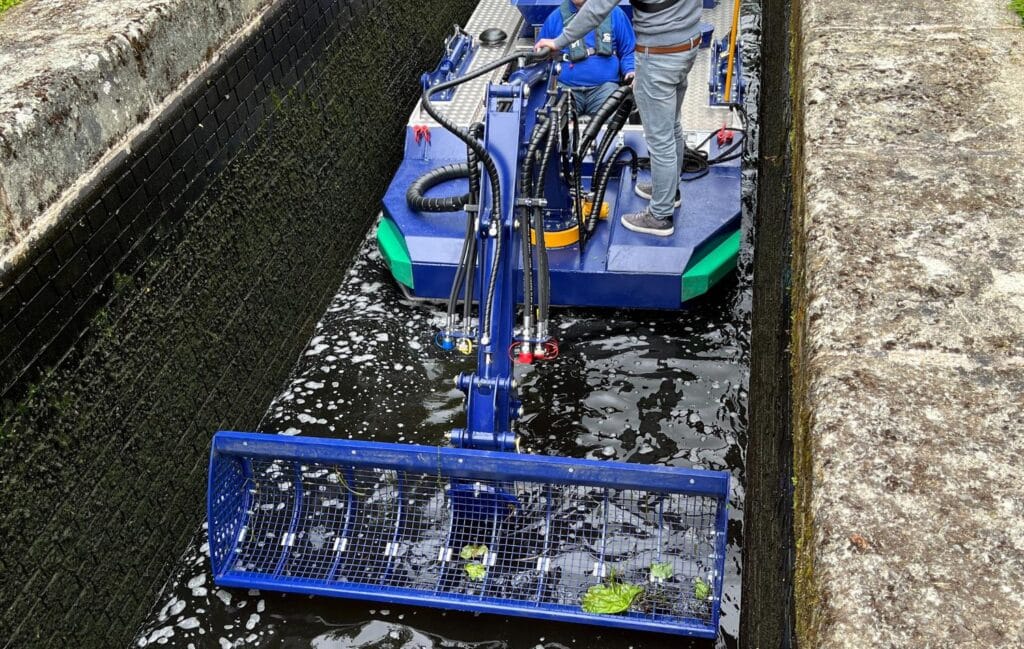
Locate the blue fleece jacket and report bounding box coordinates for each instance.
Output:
[538,2,635,88]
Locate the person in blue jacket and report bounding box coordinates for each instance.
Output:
[537,0,636,116]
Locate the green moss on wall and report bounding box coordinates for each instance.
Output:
[1011,0,1024,23]
[0,0,23,17]
[0,0,477,645]
[788,0,825,645]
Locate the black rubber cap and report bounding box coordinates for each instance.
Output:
[479,28,508,46]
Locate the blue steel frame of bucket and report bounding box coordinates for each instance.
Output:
[208,431,730,638]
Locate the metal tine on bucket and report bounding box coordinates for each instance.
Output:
[208,431,729,639]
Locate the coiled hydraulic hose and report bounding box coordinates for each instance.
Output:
[406,164,471,213]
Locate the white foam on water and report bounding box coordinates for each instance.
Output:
[168,600,186,618]
[305,343,329,356]
[143,625,175,646]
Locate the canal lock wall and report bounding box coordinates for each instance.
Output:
[787,0,1024,647]
[0,0,478,645]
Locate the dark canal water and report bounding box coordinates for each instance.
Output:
[134,224,751,649]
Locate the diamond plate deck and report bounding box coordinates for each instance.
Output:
[412,0,740,134]
[413,0,525,128]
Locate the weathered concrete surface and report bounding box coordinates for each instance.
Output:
[792,0,1024,647]
[0,0,270,269]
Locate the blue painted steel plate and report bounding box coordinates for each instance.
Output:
[383,131,741,309]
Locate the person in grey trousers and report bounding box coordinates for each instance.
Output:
[536,0,703,237]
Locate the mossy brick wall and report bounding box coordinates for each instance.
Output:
[0,0,476,645]
[739,0,798,645]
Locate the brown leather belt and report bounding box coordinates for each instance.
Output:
[634,35,702,55]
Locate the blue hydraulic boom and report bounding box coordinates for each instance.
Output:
[208,25,731,640]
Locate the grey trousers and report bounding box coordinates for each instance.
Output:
[632,47,699,220]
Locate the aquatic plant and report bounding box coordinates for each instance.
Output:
[694,576,712,601]
[649,561,674,580]
[581,581,644,614]
[464,562,487,581]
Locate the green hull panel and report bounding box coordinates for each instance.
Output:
[681,229,741,302]
[376,216,414,289]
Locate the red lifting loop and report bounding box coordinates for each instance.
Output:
[716,122,734,147]
[413,124,432,145]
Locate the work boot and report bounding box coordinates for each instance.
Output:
[621,209,674,237]
[634,181,681,208]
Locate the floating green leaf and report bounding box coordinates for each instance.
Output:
[649,562,674,580]
[694,577,711,601]
[465,562,487,581]
[581,582,644,614]
[459,544,488,560]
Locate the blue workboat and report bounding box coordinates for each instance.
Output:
[377,0,743,310]
[207,0,743,639]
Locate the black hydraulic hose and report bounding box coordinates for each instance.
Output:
[462,122,484,327]
[585,98,634,235]
[518,115,551,336]
[445,125,485,328]
[612,144,639,173]
[446,199,475,327]
[558,108,575,192]
[467,121,484,198]
[577,85,631,156]
[407,164,471,213]
[532,99,563,328]
[570,88,629,250]
[587,143,622,234]
[582,121,622,236]
[421,49,550,340]
[566,98,586,253]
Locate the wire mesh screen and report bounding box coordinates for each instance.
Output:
[209,432,729,637]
